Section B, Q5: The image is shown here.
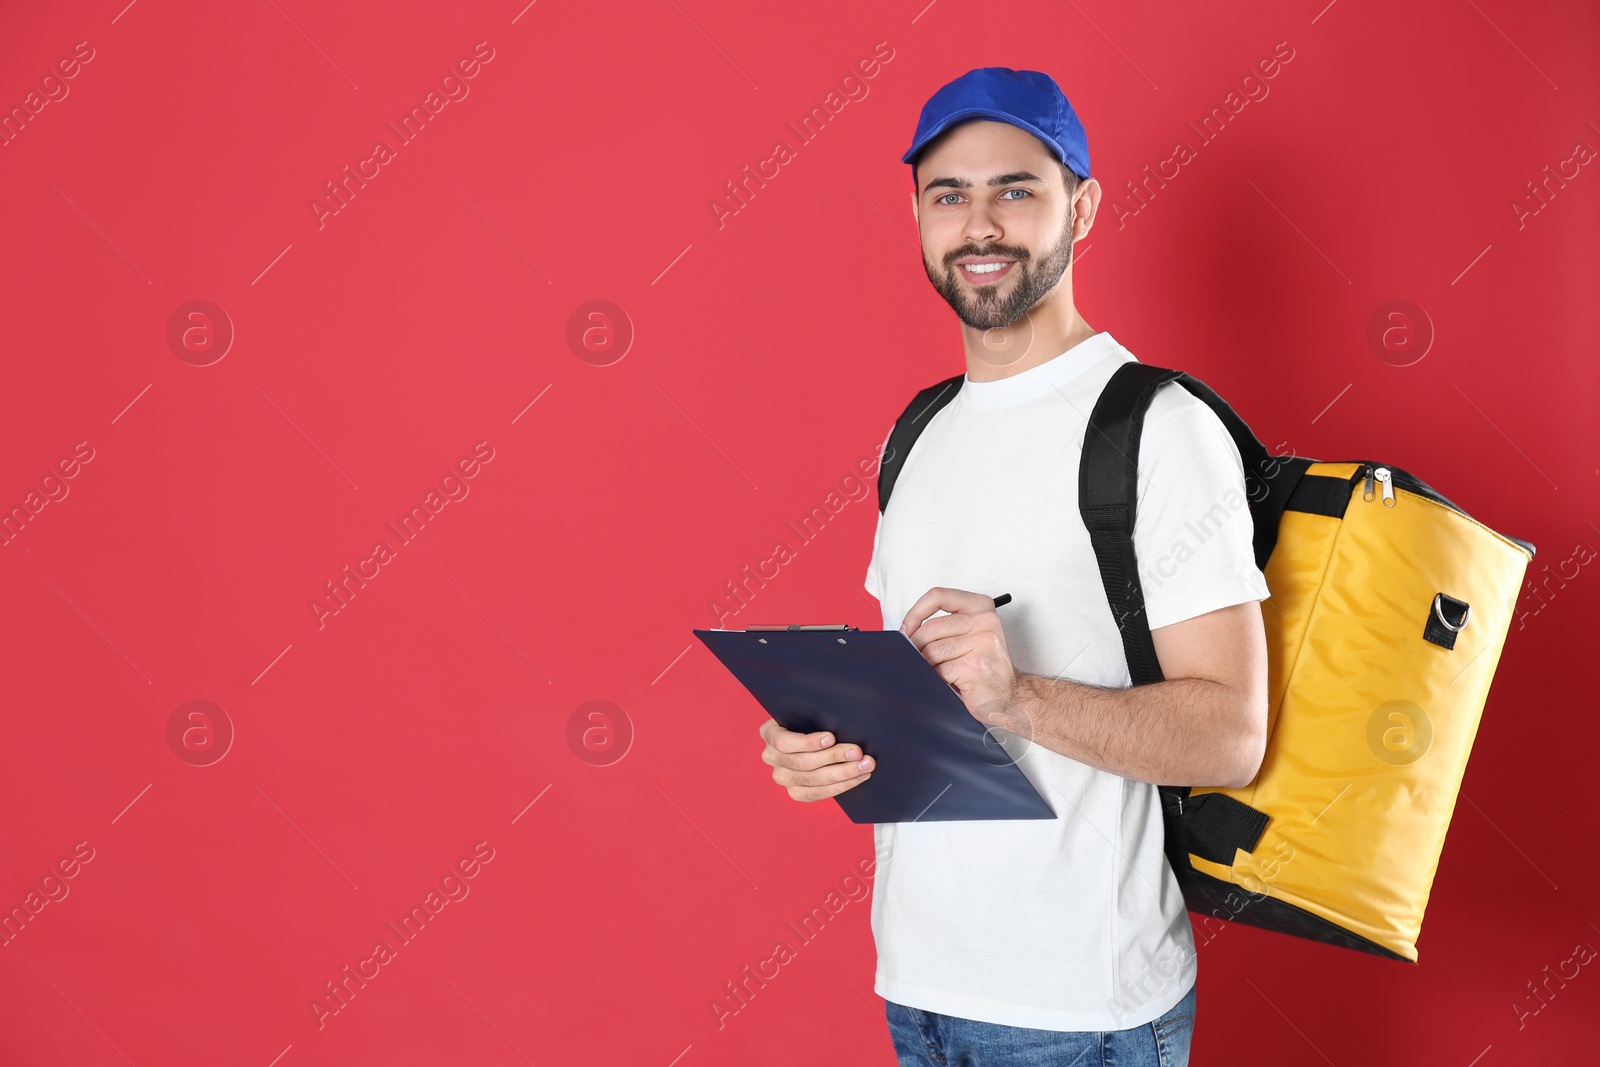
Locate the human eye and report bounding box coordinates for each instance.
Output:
[935,192,963,206]
[999,188,1030,200]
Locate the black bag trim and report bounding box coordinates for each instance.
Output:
[1423,593,1470,650]
[1337,463,1537,557]
[1285,474,1353,519]
[1174,863,1414,962]
[1160,789,1271,865]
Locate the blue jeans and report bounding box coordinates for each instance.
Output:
[886,979,1195,1066]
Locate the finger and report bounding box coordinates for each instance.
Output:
[767,724,837,755]
[758,718,801,748]
[791,771,873,803]
[919,632,967,667]
[774,739,872,773]
[905,607,997,655]
[774,745,875,781]
[897,586,945,638]
[778,759,876,799]
[900,587,994,641]
[921,630,994,668]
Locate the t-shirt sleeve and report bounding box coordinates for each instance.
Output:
[864,509,885,602]
[863,424,893,603]
[1132,393,1271,631]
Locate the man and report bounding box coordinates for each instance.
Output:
[757,67,1270,1065]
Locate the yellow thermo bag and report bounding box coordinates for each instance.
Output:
[1077,364,1535,962]
[876,361,1536,962]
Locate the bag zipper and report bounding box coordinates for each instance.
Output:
[1349,462,1535,555]
[1362,466,1395,507]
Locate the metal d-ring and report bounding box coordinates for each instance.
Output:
[1433,594,1470,632]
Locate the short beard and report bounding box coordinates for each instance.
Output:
[923,211,1075,331]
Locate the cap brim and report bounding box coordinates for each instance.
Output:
[902,107,1061,166]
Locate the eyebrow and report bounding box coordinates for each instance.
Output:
[923,171,1045,194]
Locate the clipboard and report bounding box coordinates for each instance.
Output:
[695,625,1055,824]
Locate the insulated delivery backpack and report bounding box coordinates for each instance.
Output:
[875,360,1535,962]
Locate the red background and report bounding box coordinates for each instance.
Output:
[1,0,1596,1064]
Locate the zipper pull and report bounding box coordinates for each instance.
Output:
[1375,466,1395,507]
[1363,465,1376,501]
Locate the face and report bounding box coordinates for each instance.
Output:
[911,121,1080,331]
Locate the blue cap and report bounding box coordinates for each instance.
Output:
[902,67,1090,181]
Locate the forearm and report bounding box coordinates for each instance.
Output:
[997,672,1260,787]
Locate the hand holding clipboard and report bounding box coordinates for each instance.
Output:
[697,591,1052,824]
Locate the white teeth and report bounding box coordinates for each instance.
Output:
[963,262,1009,274]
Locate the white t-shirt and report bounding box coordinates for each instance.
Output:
[863,331,1270,1032]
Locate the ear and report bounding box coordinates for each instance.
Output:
[1071,177,1103,240]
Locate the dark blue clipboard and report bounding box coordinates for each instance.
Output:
[695,627,1055,824]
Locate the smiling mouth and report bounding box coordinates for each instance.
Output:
[957,260,1016,285]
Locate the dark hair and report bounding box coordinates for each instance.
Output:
[1060,162,1082,199]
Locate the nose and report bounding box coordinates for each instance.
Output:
[962,199,1002,247]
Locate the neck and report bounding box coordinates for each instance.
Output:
[961,279,1094,383]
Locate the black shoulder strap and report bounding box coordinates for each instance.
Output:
[874,360,1282,863]
[877,373,964,514]
[1080,362,1308,684]
[1078,364,1184,685]
[1081,361,1290,865]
